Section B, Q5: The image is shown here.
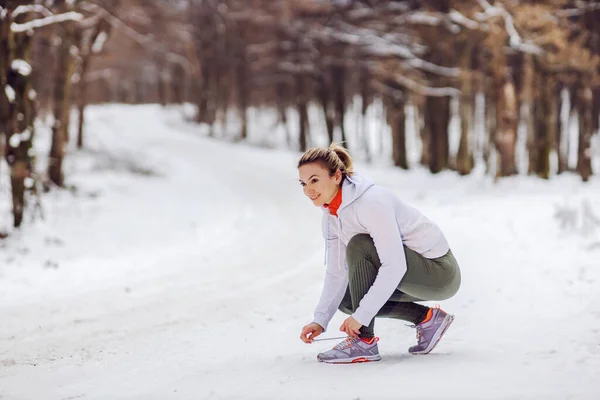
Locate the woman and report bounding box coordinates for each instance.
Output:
[298,143,461,364]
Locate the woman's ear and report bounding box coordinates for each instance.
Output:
[335,169,342,185]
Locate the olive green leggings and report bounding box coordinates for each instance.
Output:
[338,234,461,338]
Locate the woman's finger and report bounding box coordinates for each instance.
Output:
[300,328,313,343]
[339,321,346,332]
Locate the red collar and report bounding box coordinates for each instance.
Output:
[323,188,342,216]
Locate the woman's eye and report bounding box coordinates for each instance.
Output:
[311,179,318,184]
[300,182,306,187]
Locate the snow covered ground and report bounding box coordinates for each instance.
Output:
[1,104,600,400]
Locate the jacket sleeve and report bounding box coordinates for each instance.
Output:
[351,197,407,327]
[312,215,348,332]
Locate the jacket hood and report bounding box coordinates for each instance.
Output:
[321,172,374,215]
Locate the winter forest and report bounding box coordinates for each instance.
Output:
[1,0,600,229]
[1,1,600,399]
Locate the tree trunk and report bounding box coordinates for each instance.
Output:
[592,88,600,135]
[196,62,216,126]
[48,8,77,187]
[457,56,474,175]
[236,59,248,141]
[456,94,474,175]
[483,87,496,175]
[416,96,429,167]
[426,95,450,174]
[555,86,565,174]
[520,54,536,175]
[360,69,371,163]
[331,66,347,144]
[495,75,518,177]
[172,62,186,104]
[390,94,408,169]
[455,38,475,175]
[532,71,556,179]
[77,55,91,149]
[576,78,593,182]
[0,10,12,140]
[317,74,334,144]
[157,61,170,107]
[276,82,292,147]
[6,7,36,227]
[296,75,309,152]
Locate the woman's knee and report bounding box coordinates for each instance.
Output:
[338,303,353,315]
[346,234,376,263]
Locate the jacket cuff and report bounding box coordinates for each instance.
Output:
[351,308,374,327]
[312,313,330,332]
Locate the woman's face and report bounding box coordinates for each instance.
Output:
[298,162,341,207]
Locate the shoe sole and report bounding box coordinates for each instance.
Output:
[318,354,382,364]
[410,314,455,355]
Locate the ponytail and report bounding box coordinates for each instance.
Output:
[297,142,354,179]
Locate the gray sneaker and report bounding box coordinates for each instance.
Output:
[409,306,454,355]
[317,337,381,364]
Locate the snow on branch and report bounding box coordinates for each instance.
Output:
[392,73,460,97]
[327,23,460,77]
[394,11,460,33]
[476,0,542,55]
[278,61,317,75]
[91,31,107,54]
[448,10,486,31]
[11,11,84,32]
[11,59,32,76]
[13,5,53,18]
[5,85,16,103]
[554,2,600,17]
[371,67,460,98]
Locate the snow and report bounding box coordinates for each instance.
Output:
[91,31,108,54]
[11,59,32,76]
[4,85,15,102]
[7,129,32,149]
[8,133,21,148]
[1,104,600,400]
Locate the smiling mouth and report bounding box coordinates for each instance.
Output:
[309,194,320,201]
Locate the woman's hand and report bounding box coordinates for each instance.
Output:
[300,323,324,343]
[339,316,362,338]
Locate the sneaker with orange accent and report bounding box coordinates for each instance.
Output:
[317,337,381,364]
[408,306,455,355]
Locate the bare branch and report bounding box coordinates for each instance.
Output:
[79,2,194,71]
[79,2,152,45]
[391,73,460,97]
[371,71,460,98]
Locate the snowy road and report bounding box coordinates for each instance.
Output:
[1,105,599,400]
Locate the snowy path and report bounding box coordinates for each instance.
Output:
[1,105,599,400]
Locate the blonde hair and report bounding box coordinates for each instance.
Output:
[297,142,354,180]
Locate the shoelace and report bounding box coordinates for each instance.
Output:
[415,325,423,344]
[333,337,359,350]
[407,305,442,344]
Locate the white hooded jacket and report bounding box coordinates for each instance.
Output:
[312,173,450,330]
